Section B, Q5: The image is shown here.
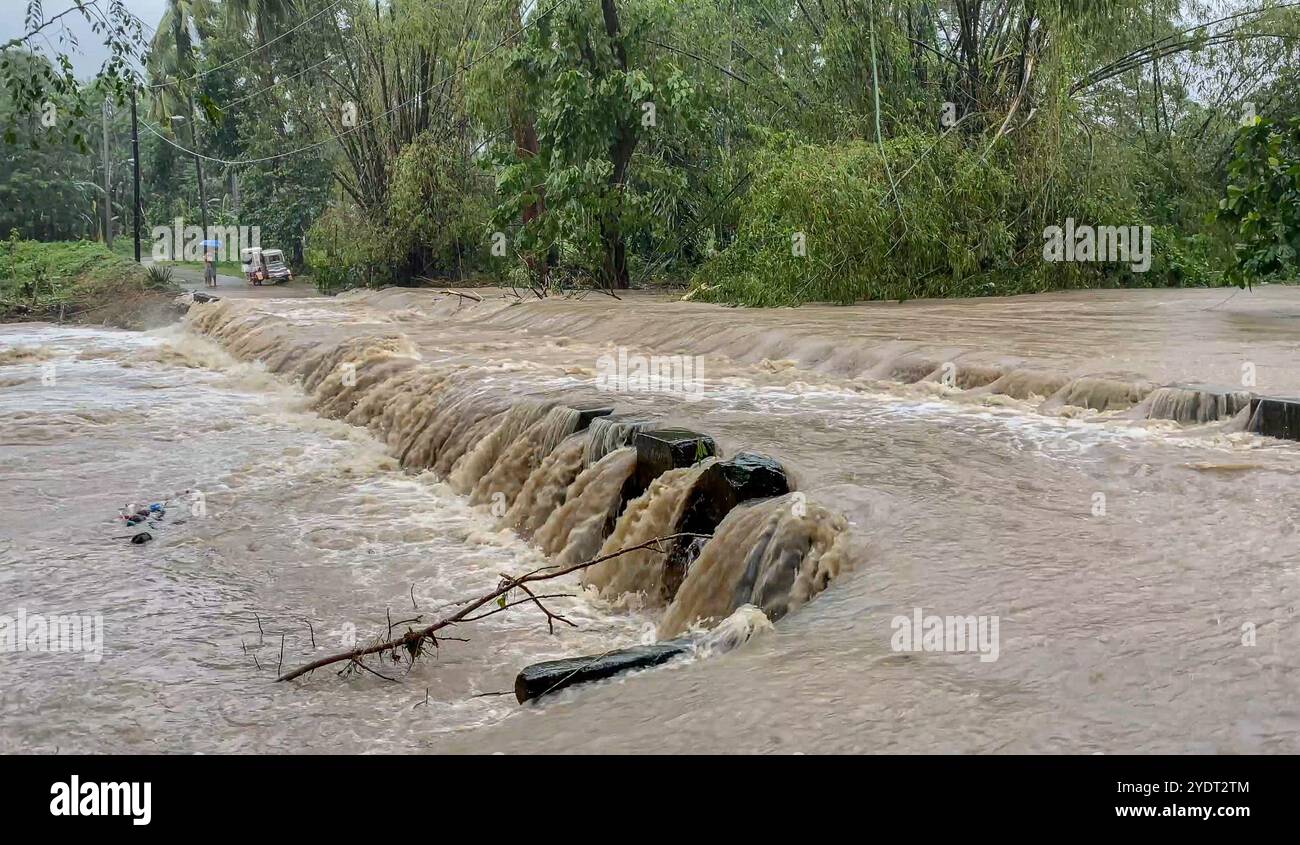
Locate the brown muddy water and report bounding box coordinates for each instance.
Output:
[3,286,1300,753]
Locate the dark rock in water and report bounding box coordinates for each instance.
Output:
[617,428,718,520]
[689,453,789,518]
[574,406,615,430]
[191,291,220,303]
[663,453,791,601]
[515,639,693,703]
[1250,396,1300,440]
[130,532,153,544]
[663,535,710,603]
[628,428,717,498]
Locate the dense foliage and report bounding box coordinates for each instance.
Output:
[3,0,1299,302]
[1218,116,1300,286]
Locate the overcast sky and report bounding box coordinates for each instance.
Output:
[1,0,168,78]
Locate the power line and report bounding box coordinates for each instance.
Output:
[130,10,157,37]
[136,0,573,167]
[145,0,348,90]
[220,56,336,109]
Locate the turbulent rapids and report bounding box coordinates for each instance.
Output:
[185,299,852,647]
[180,282,1300,673]
[9,284,1300,752]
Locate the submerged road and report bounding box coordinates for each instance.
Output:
[3,283,1299,752]
[148,260,322,299]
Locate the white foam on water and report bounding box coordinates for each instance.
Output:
[0,322,649,753]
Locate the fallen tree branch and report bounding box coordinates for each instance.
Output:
[345,657,398,682]
[460,592,575,626]
[413,280,486,303]
[277,533,710,682]
[438,289,483,302]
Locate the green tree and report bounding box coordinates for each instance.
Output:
[0,53,133,241]
[1218,116,1300,287]
[2,1,142,147]
[498,0,717,290]
[147,0,215,234]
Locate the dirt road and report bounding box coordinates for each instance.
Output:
[153,261,321,299]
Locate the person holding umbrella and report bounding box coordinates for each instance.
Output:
[201,238,221,288]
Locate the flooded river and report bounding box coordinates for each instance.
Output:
[3,286,1299,753]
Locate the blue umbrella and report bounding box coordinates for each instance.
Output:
[200,239,222,248]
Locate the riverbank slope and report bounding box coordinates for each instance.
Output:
[1,240,179,329]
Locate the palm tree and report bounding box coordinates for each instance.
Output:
[146,0,302,239]
[223,0,295,46]
[147,0,211,238]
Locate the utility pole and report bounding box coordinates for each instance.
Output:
[130,85,142,262]
[102,98,113,248]
[189,92,209,240]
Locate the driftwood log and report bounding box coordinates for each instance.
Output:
[514,640,693,703]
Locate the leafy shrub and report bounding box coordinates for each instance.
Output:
[306,134,495,294]
[387,134,494,279]
[145,264,175,288]
[692,128,1228,305]
[304,207,396,295]
[692,135,1017,305]
[1217,116,1300,287]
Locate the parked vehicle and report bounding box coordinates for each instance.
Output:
[240,247,294,285]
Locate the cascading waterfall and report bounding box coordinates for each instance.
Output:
[659,495,850,638]
[1042,376,1155,413]
[584,416,649,467]
[470,406,581,506]
[185,299,854,652]
[581,463,713,607]
[501,433,589,537]
[535,447,638,563]
[449,401,555,494]
[1141,385,1253,424]
[435,406,510,476]
[981,368,1072,402]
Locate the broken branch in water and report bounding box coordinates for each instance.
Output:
[276,533,709,683]
[425,286,483,303]
[460,592,575,628]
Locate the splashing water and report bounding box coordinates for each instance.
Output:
[10,283,1300,754]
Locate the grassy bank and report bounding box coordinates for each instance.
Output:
[1,238,181,329]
